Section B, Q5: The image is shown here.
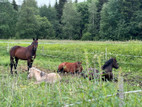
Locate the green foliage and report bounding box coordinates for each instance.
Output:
[0,2,18,39]
[81,32,92,40]
[36,15,55,39]
[100,0,142,40]
[77,2,89,38]
[12,0,18,11]
[0,0,142,40]
[0,40,142,106]
[87,0,98,39]
[56,0,67,23]
[62,2,81,39]
[16,0,38,38]
[39,5,58,38]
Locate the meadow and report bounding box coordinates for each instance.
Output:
[0,40,142,107]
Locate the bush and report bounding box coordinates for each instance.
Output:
[81,32,92,40]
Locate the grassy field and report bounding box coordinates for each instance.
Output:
[0,39,142,107]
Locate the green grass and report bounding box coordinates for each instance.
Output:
[0,40,142,106]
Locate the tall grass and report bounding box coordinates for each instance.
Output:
[0,40,142,106]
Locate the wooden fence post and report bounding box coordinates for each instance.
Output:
[118,77,124,107]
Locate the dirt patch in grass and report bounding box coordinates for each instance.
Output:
[122,72,142,88]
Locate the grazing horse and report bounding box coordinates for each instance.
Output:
[28,67,61,84]
[57,61,83,74]
[81,58,119,81]
[9,38,38,74]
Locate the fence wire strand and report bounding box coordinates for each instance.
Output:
[64,90,142,107]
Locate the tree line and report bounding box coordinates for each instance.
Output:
[0,0,142,40]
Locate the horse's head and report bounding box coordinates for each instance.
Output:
[28,67,43,81]
[32,38,38,51]
[112,58,119,69]
[28,67,35,79]
[102,58,119,73]
[76,61,83,73]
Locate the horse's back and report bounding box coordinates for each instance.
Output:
[58,62,83,73]
[10,46,28,60]
[10,46,21,56]
[64,62,77,73]
[46,73,61,83]
[58,62,67,69]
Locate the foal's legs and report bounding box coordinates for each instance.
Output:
[10,56,14,75]
[14,57,19,74]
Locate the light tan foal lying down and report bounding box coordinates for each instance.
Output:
[28,67,61,84]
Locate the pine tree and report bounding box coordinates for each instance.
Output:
[56,0,67,24]
[96,0,108,31]
[12,0,18,11]
[75,0,78,3]
[55,0,58,10]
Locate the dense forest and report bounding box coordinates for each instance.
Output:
[0,0,142,40]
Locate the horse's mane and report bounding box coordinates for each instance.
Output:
[102,58,113,70]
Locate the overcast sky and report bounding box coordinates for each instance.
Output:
[9,0,86,6]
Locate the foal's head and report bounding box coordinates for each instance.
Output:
[28,67,37,79]
[31,38,38,51]
[102,58,119,71]
[112,58,119,69]
[28,67,44,79]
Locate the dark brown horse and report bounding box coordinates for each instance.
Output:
[101,58,119,81]
[81,58,119,81]
[9,38,38,74]
[57,61,83,74]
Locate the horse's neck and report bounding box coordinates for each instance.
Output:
[105,65,112,73]
[28,45,36,56]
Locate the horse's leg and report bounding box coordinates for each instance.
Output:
[27,60,30,71]
[14,57,19,74]
[27,59,32,73]
[10,57,14,75]
[30,59,34,68]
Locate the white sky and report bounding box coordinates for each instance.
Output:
[9,0,86,6]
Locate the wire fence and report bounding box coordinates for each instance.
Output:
[0,42,142,106]
[1,42,142,67]
[64,90,142,107]
[4,42,142,57]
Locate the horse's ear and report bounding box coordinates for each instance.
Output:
[33,38,35,41]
